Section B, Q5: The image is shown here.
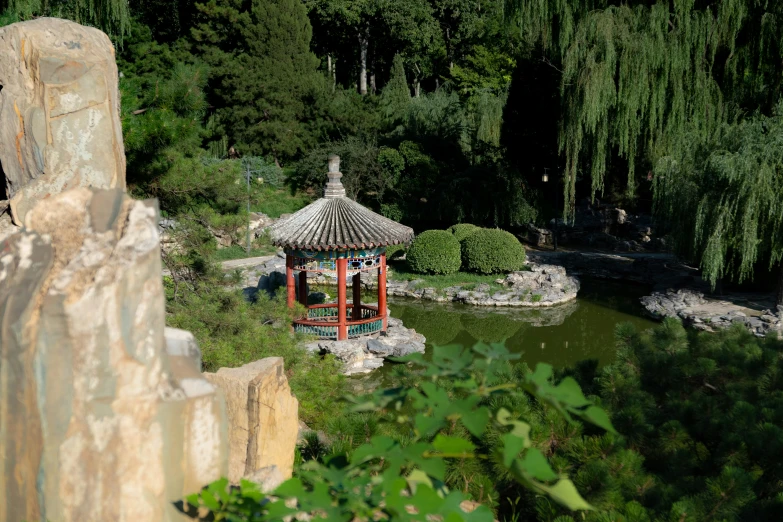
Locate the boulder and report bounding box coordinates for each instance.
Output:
[0,19,126,227]
[204,357,299,484]
[0,188,227,522]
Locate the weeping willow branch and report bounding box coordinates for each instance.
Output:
[508,0,783,220]
[2,0,131,39]
[653,101,783,292]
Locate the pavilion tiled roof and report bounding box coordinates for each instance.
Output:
[269,155,414,251]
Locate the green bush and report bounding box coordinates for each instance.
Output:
[185,343,613,520]
[447,223,480,241]
[461,228,526,274]
[406,230,462,274]
[384,243,407,261]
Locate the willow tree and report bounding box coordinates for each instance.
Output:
[508,0,783,210]
[655,104,783,304]
[509,0,783,299]
[1,0,131,38]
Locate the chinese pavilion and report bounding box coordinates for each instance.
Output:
[268,155,414,340]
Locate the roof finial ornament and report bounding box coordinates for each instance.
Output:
[324,154,346,198]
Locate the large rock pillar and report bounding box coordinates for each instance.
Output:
[0,188,228,522]
[0,18,126,227]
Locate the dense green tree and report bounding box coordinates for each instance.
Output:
[654,103,783,303]
[508,0,783,213]
[192,0,322,160]
[378,54,411,128]
[1,0,130,38]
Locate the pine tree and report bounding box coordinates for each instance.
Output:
[192,0,322,160]
[379,54,411,128]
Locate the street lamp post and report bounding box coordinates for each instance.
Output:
[242,160,265,255]
[542,168,558,251]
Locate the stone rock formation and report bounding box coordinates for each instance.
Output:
[204,357,299,484]
[0,18,125,230]
[0,188,228,522]
[303,316,426,375]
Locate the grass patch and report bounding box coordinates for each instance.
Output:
[388,260,507,293]
[213,244,278,261]
[165,275,345,430]
[252,185,311,218]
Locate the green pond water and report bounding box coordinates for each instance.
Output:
[385,278,657,371]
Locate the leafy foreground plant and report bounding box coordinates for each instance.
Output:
[184,343,615,520]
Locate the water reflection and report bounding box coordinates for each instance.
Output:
[388,279,657,370]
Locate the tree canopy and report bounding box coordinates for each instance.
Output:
[1,0,130,38]
[509,0,783,214]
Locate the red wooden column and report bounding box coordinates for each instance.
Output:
[378,252,387,331]
[285,254,296,308]
[337,257,348,340]
[298,271,308,306]
[352,273,362,320]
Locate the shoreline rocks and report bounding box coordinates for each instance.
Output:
[302,317,426,375]
[641,289,782,338]
[248,254,579,308]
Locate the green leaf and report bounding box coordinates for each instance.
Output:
[207,477,229,502]
[501,432,528,467]
[199,490,221,512]
[542,479,594,511]
[530,363,554,389]
[553,377,590,407]
[520,448,558,481]
[418,455,447,481]
[582,405,617,433]
[415,414,445,437]
[461,406,490,437]
[497,408,531,440]
[184,493,200,509]
[273,477,306,498]
[432,434,476,454]
[407,468,434,490]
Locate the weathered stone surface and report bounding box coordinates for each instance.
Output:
[247,256,579,308]
[641,288,782,338]
[245,465,286,493]
[302,315,426,375]
[0,188,227,522]
[204,357,299,484]
[0,19,126,226]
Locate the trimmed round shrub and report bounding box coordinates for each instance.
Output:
[461,228,526,274]
[447,223,480,242]
[406,230,462,274]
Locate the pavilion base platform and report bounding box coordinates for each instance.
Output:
[302,317,425,375]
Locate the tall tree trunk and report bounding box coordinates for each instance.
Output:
[327,55,336,91]
[414,80,420,97]
[446,28,453,72]
[358,28,369,95]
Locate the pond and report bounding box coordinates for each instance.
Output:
[385,278,657,371]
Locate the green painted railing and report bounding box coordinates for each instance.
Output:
[294,323,339,338]
[348,318,384,338]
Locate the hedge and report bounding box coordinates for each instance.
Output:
[461,228,526,274]
[447,223,480,242]
[406,230,462,274]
